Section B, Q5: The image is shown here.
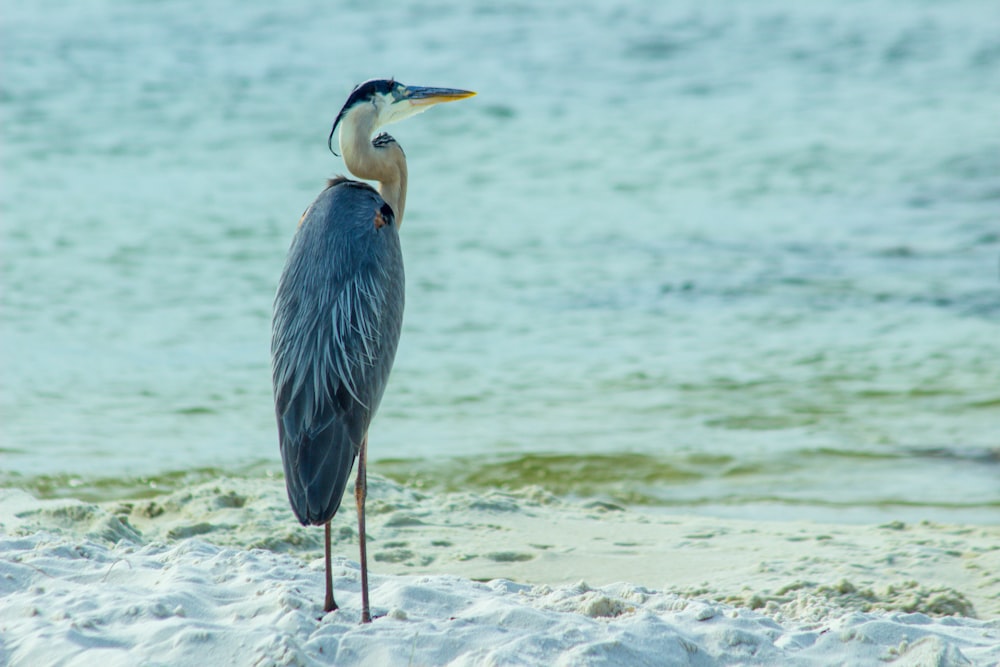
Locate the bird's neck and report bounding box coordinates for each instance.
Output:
[379,163,407,226]
[341,116,408,226]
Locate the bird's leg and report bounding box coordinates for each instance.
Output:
[324,520,337,612]
[356,435,371,624]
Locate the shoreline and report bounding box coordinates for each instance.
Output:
[1,476,998,664]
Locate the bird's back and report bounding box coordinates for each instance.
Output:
[272,179,404,526]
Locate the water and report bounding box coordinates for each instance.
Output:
[2,0,999,524]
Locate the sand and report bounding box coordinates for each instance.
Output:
[1,476,998,665]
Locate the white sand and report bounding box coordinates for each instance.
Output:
[1,476,998,665]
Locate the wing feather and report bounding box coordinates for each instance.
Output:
[271,181,404,525]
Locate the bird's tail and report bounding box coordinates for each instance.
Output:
[280,417,359,526]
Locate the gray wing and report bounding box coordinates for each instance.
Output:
[271,181,404,526]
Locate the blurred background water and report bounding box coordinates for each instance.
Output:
[2,0,998,524]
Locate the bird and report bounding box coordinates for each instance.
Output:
[271,79,475,623]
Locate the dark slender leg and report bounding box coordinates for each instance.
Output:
[356,435,371,623]
[324,520,337,612]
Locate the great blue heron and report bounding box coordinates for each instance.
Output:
[271,79,475,622]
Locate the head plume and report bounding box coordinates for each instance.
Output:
[327,78,398,156]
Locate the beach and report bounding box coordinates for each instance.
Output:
[2,476,998,665]
[3,0,999,664]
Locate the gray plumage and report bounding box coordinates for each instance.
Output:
[272,179,403,525]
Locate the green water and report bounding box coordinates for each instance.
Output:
[2,0,999,524]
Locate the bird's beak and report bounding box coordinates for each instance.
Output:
[402,86,477,107]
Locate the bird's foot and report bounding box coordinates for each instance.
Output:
[317,600,338,620]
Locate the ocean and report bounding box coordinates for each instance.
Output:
[2,0,998,524]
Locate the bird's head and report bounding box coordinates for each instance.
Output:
[328,78,475,154]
